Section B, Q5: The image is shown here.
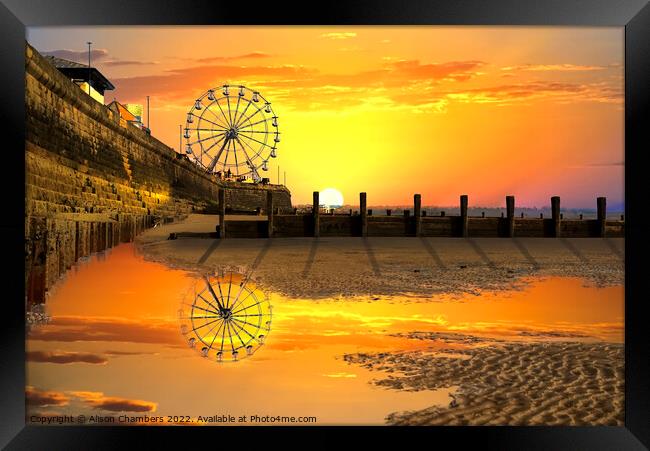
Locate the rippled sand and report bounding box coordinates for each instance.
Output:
[344,336,623,426]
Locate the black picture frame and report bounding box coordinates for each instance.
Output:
[1,0,648,448]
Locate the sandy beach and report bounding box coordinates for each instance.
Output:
[136,214,624,300]
[344,336,624,426]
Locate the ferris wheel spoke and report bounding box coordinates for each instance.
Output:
[197,292,221,315]
[206,319,226,353]
[215,277,228,310]
[195,113,228,129]
[230,314,257,335]
[191,317,222,333]
[203,133,227,156]
[233,99,253,128]
[190,114,226,130]
[227,286,255,315]
[222,138,233,170]
[214,99,231,128]
[231,299,266,316]
[234,101,263,128]
[204,276,226,311]
[228,319,256,343]
[226,321,236,352]
[227,272,254,313]
[207,137,230,172]
[228,319,248,348]
[199,104,227,132]
[231,316,265,330]
[232,95,242,127]
[234,136,257,165]
[188,133,226,146]
[198,316,225,348]
[219,316,228,353]
[205,103,229,128]
[226,95,233,127]
[225,273,234,309]
[235,136,265,180]
[231,138,242,172]
[241,129,277,134]
[231,313,268,318]
[238,117,272,130]
[238,132,275,149]
[192,127,228,133]
[236,104,266,129]
[192,297,219,315]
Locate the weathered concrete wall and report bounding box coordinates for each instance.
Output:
[222,182,292,214]
[24,43,291,304]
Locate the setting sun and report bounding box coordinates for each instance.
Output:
[320,187,344,208]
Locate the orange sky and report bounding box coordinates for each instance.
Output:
[27,26,624,207]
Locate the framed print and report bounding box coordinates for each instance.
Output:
[1,0,648,448]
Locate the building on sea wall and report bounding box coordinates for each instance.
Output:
[44,55,114,104]
[107,100,145,130]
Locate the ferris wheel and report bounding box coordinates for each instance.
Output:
[178,269,272,362]
[184,85,280,181]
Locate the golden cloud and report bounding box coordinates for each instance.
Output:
[69,391,158,413]
[501,64,608,72]
[320,32,357,40]
[26,386,70,407]
[446,81,622,105]
[196,52,273,63]
[27,350,108,365]
[28,316,184,347]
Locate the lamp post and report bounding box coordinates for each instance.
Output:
[179,125,182,153]
[86,41,92,96]
[146,96,150,130]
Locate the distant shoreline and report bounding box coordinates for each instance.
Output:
[293,205,624,219]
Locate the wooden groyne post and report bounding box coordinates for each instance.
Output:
[414,194,422,237]
[506,195,515,237]
[597,197,606,237]
[218,188,226,239]
[267,190,274,238]
[551,196,561,237]
[460,194,468,238]
[313,191,320,238]
[360,192,368,236]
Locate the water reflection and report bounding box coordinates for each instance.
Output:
[178,271,272,363]
[26,243,623,425]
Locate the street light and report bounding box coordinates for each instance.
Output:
[86,41,92,96]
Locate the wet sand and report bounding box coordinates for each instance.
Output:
[344,335,624,426]
[136,214,624,300]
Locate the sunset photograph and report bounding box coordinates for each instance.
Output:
[24,26,624,426]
